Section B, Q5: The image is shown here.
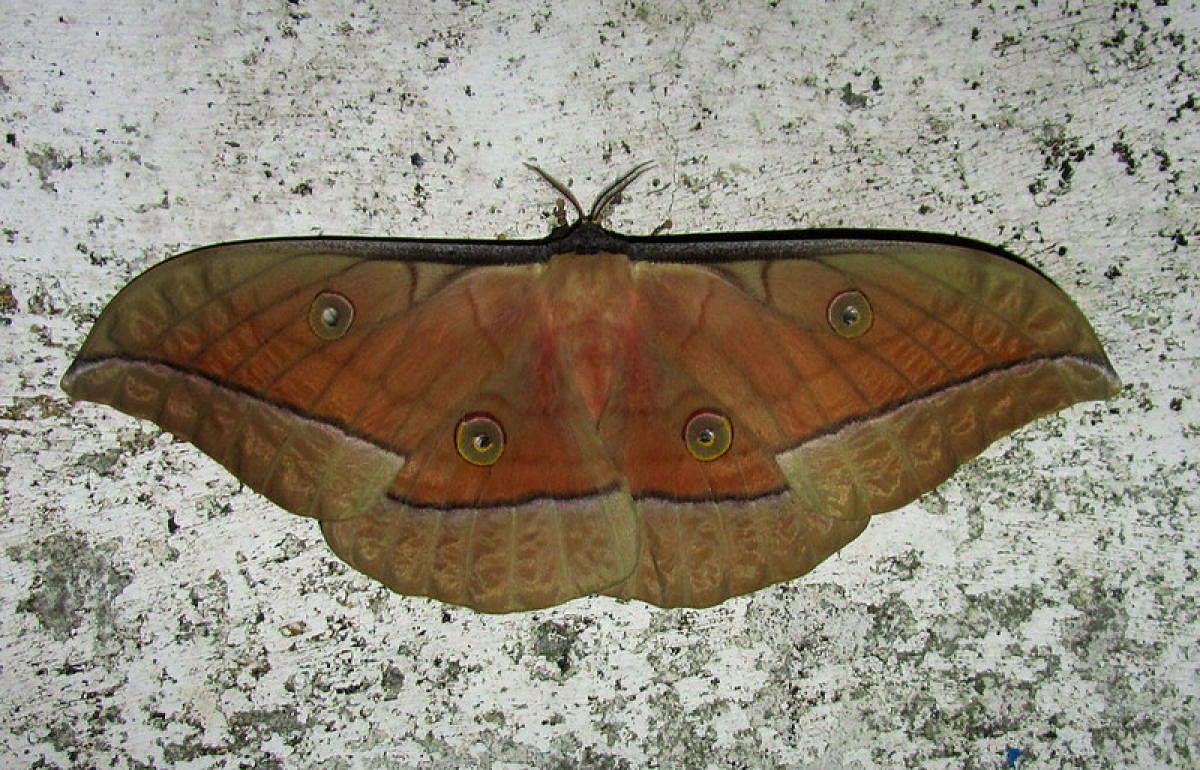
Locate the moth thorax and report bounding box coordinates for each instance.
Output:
[542,252,637,422]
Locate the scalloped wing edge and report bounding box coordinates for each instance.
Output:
[62,358,404,521]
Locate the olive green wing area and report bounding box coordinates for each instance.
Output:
[604,239,1120,608]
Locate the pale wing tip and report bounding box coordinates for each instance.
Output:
[60,359,90,400]
[1073,353,1123,401]
[1100,354,1122,393]
[1101,367,1123,399]
[61,357,118,404]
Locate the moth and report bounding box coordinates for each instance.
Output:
[62,164,1121,612]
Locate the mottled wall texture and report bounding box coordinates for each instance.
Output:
[1,1,1196,768]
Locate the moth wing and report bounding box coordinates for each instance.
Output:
[602,236,1119,607]
[63,239,637,612]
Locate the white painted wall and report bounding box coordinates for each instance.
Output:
[1,1,1196,767]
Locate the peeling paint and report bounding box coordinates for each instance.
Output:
[10,532,131,643]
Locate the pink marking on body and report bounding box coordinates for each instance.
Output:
[530,301,564,416]
[573,320,620,420]
[541,252,640,425]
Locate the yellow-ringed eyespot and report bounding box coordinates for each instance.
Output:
[683,410,733,462]
[308,291,354,340]
[455,413,505,466]
[827,289,872,338]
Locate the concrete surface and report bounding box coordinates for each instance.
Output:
[1,1,1197,767]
